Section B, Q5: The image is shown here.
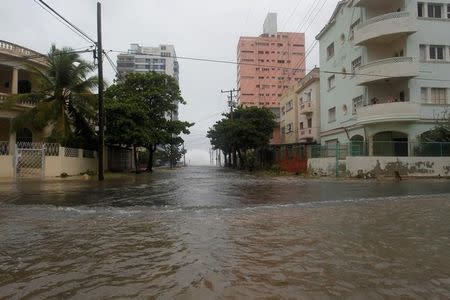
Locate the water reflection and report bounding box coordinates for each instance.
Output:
[1,167,450,298]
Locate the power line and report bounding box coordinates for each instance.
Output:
[35,0,97,45]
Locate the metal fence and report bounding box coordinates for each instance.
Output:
[311,142,450,158]
[0,141,9,155]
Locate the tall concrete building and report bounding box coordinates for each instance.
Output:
[117,43,179,82]
[237,13,306,115]
[316,0,450,156]
[117,43,180,119]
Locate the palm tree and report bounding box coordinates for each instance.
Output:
[10,45,98,148]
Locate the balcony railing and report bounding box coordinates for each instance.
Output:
[0,92,8,101]
[300,101,313,114]
[356,102,421,124]
[356,57,419,85]
[0,40,43,59]
[354,12,416,46]
[357,11,410,30]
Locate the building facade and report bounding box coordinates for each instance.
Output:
[280,68,321,145]
[0,40,48,147]
[316,0,450,156]
[117,43,180,120]
[117,43,179,82]
[237,13,306,114]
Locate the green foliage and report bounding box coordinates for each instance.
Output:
[207,106,277,170]
[105,72,193,172]
[8,45,98,147]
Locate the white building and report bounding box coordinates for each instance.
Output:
[117,43,180,119]
[316,0,450,156]
[117,43,179,82]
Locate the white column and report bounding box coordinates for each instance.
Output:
[11,68,18,94]
[8,119,16,154]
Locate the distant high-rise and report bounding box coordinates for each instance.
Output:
[117,43,180,119]
[117,43,179,82]
[237,13,306,113]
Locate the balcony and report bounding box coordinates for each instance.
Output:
[0,40,47,67]
[354,12,416,46]
[356,102,421,125]
[299,101,313,115]
[299,127,318,142]
[356,57,419,86]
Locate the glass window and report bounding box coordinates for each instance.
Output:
[328,107,336,123]
[300,122,304,130]
[327,43,335,60]
[418,3,424,17]
[448,4,450,18]
[428,4,442,18]
[430,45,445,60]
[352,56,362,73]
[328,75,336,90]
[419,45,427,61]
[352,96,363,114]
[307,118,312,128]
[431,88,447,104]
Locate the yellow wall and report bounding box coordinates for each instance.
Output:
[0,156,13,178]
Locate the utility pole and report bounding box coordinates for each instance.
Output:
[221,89,240,168]
[97,2,105,181]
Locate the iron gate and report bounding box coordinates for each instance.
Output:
[14,143,45,179]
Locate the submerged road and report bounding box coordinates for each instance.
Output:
[1,167,450,298]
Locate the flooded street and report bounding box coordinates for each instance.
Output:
[1,167,450,299]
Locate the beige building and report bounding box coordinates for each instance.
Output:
[280,68,320,145]
[0,41,101,179]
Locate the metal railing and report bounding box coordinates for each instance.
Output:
[311,142,450,158]
[83,149,95,158]
[64,147,80,158]
[357,11,410,30]
[0,141,9,155]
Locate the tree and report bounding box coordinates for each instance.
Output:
[207,106,277,170]
[6,45,98,148]
[105,72,193,173]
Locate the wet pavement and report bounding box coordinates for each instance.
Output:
[1,167,450,299]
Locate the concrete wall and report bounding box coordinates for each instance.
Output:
[0,156,13,178]
[308,157,346,176]
[0,147,97,179]
[309,156,450,177]
[347,156,450,177]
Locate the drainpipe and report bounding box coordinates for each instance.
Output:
[336,141,340,178]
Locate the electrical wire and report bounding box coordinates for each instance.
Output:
[36,0,97,45]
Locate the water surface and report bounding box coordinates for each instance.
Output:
[1,167,450,299]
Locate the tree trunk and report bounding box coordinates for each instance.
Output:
[237,149,243,169]
[146,144,156,173]
[133,144,139,174]
[232,147,237,169]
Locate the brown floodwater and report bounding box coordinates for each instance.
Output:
[1,167,450,299]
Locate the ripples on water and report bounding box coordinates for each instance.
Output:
[1,167,450,299]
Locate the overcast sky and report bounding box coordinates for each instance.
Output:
[1,0,339,165]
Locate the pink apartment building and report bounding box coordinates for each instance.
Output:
[237,13,306,114]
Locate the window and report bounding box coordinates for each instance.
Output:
[307,118,312,128]
[428,3,442,18]
[431,88,447,104]
[287,123,293,133]
[281,127,286,135]
[305,91,312,102]
[327,75,336,90]
[448,4,450,18]
[418,3,424,17]
[421,87,428,103]
[327,43,335,60]
[349,19,360,40]
[300,122,304,130]
[286,100,293,111]
[328,107,336,123]
[420,45,427,61]
[430,45,445,60]
[352,96,363,114]
[351,56,362,73]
